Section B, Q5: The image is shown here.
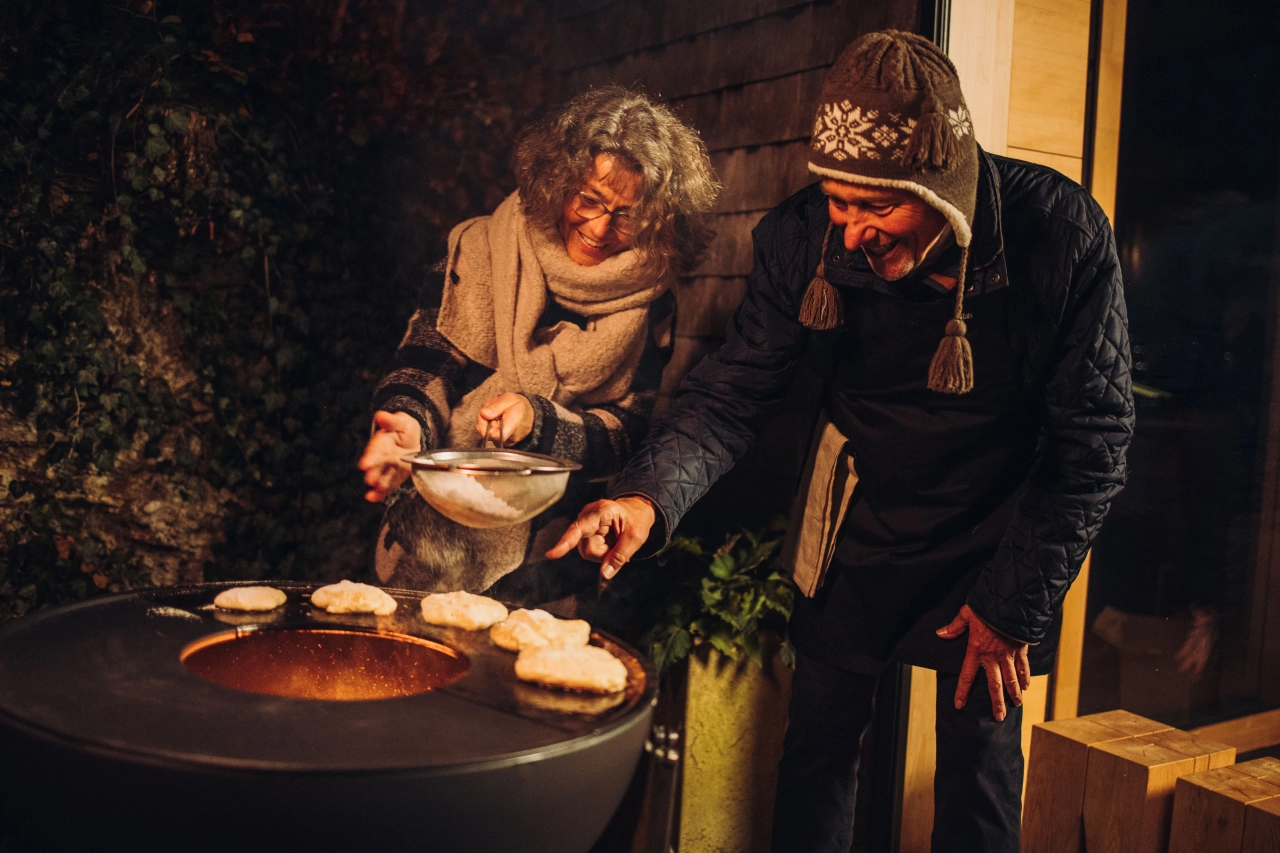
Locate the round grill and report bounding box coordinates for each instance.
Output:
[0,582,656,853]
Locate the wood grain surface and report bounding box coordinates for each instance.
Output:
[1169,758,1280,853]
[1242,795,1280,853]
[1022,710,1170,853]
[1082,730,1234,853]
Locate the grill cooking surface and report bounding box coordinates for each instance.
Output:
[0,583,653,773]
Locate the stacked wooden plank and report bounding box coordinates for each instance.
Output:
[1169,757,1280,853]
[1022,709,1236,853]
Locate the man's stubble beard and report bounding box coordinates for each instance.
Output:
[864,250,918,282]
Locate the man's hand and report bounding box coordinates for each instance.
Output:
[357,411,422,502]
[936,604,1030,722]
[1175,606,1219,680]
[546,496,657,580]
[476,393,534,447]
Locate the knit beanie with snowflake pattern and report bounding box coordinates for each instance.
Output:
[803,30,980,394]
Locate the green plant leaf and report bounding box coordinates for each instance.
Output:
[656,627,693,673]
[165,109,189,134]
[708,552,735,579]
[709,632,738,658]
[780,638,797,669]
[144,135,170,161]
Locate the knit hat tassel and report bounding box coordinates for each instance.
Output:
[903,88,960,171]
[927,245,974,394]
[800,224,843,330]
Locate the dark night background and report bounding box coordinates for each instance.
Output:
[1086,0,1280,720]
[0,0,550,619]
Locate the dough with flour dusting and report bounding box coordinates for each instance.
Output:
[213,586,287,612]
[420,591,509,631]
[310,580,397,616]
[515,645,628,694]
[490,608,590,652]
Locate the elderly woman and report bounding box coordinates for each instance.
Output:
[358,86,718,606]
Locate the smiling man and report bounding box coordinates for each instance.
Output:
[550,30,1134,853]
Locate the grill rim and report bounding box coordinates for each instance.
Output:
[0,581,657,774]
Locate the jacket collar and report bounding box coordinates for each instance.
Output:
[820,148,1009,297]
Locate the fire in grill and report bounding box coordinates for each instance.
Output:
[181,626,470,700]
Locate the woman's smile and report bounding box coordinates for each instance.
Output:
[558,153,642,266]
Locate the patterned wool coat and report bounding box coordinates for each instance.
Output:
[371,276,675,608]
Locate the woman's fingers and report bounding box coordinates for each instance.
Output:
[499,414,520,447]
[358,424,416,503]
[373,410,421,451]
[361,461,410,503]
[373,410,403,433]
[476,394,534,446]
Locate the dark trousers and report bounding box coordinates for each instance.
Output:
[770,653,1024,853]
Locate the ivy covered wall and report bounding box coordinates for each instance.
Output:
[0,0,549,619]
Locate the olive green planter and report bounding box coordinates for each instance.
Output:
[679,641,793,853]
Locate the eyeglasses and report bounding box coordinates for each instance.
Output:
[570,192,635,236]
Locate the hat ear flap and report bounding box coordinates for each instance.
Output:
[903,91,960,170]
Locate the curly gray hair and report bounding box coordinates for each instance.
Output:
[514,85,720,281]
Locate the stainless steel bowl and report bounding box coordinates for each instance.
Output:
[406,449,581,528]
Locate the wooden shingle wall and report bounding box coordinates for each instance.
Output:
[553,0,919,527]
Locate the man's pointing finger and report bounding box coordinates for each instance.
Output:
[546,520,586,560]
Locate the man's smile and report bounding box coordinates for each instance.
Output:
[863,237,898,258]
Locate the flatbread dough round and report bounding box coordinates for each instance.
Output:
[213,586,287,612]
[490,609,591,652]
[420,591,509,631]
[513,681,626,716]
[310,580,397,616]
[514,645,628,694]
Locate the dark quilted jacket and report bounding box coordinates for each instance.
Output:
[610,151,1134,647]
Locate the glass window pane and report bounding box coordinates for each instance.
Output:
[1082,0,1280,728]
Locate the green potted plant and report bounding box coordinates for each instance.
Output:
[643,516,796,673]
[640,517,796,853]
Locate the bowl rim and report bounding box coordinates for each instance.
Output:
[405,449,582,475]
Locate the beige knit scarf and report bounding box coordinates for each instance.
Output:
[437,191,666,448]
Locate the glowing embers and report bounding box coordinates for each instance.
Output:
[182,627,469,700]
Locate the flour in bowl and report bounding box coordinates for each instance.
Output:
[431,472,521,521]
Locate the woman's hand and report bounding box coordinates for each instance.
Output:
[358,411,422,502]
[476,393,535,447]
